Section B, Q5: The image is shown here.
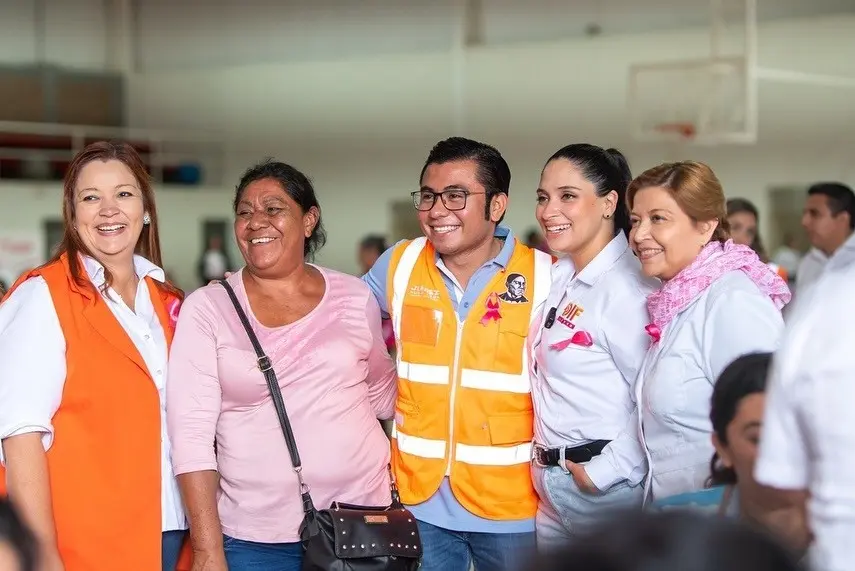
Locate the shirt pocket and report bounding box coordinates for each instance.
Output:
[488,410,534,445]
[399,304,442,347]
[494,316,528,373]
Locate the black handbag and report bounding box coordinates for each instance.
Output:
[219,280,422,571]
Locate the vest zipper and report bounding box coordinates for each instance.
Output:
[446,318,464,476]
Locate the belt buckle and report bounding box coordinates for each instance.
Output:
[531,444,548,467]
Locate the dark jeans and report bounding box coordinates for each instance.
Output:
[223,534,303,571]
[162,530,187,571]
[416,519,536,571]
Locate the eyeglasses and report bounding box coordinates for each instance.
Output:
[411,190,485,211]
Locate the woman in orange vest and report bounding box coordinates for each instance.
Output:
[0,141,189,570]
[727,198,789,282]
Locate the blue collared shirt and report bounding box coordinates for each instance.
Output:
[362,225,535,533]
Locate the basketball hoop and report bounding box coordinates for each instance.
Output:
[653,122,697,140]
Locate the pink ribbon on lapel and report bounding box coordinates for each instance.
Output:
[644,323,661,344]
[167,298,181,330]
[549,330,594,351]
[480,292,502,326]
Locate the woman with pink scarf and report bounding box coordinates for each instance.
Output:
[627,161,791,504]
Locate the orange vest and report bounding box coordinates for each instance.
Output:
[386,237,551,520]
[0,255,192,570]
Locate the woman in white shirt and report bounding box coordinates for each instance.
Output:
[626,161,791,504]
[0,142,187,571]
[529,144,658,549]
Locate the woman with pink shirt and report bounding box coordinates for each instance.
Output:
[166,160,398,571]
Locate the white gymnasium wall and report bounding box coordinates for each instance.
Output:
[124,13,855,281]
[0,0,108,70]
[2,7,854,288]
[128,15,855,149]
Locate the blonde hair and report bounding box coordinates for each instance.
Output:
[627,161,730,243]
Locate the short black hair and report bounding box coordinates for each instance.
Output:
[808,182,855,230]
[0,498,37,571]
[233,159,327,260]
[420,137,511,224]
[709,352,772,486]
[359,234,388,255]
[545,144,633,237]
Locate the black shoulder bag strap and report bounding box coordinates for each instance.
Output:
[218,280,319,528]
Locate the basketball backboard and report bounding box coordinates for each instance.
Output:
[627,56,756,146]
[627,0,758,146]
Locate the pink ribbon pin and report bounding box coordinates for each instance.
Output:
[480,293,502,326]
[167,298,181,329]
[549,330,594,351]
[645,323,661,344]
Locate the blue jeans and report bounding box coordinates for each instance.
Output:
[162,530,187,571]
[223,535,303,571]
[416,520,536,571]
[532,464,644,552]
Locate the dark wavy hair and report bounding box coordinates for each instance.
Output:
[709,352,773,486]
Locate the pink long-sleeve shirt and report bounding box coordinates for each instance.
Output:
[166,267,397,543]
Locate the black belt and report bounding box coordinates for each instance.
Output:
[533,440,611,466]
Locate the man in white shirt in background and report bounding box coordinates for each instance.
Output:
[755,241,855,571]
[794,182,854,297]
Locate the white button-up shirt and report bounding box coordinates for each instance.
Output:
[636,270,784,502]
[794,232,855,301]
[530,233,658,490]
[0,255,186,532]
[755,255,855,571]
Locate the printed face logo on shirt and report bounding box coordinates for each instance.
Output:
[557,302,584,329]
[498,273,529,304]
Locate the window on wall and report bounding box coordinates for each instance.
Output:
[43,219,64,261]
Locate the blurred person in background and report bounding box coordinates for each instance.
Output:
[362,137,552,571]
[168,160,397,571]
[196,234,233,287]
[771,233,801,280]
[795,182,854,297]
[358,234,396,359]
[358,234,388,274]
[0,498,36,571]
[627,161,790,504]
[755,241,855,571]
[529,144,656,549]
[653,353,810,555]
[726,198,789,282]
[0,141,187,570]
[524,510,804,571]
[524,228,549,252]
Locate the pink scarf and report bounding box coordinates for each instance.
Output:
[646,240,791,340]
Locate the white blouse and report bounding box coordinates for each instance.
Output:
[636,270,784,502]
[0,255,186,532]
[530,233,658,491]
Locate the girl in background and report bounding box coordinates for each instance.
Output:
[726,198,789,282]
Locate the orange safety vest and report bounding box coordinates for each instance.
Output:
[0,254,192,570]
[386,237,551,520]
